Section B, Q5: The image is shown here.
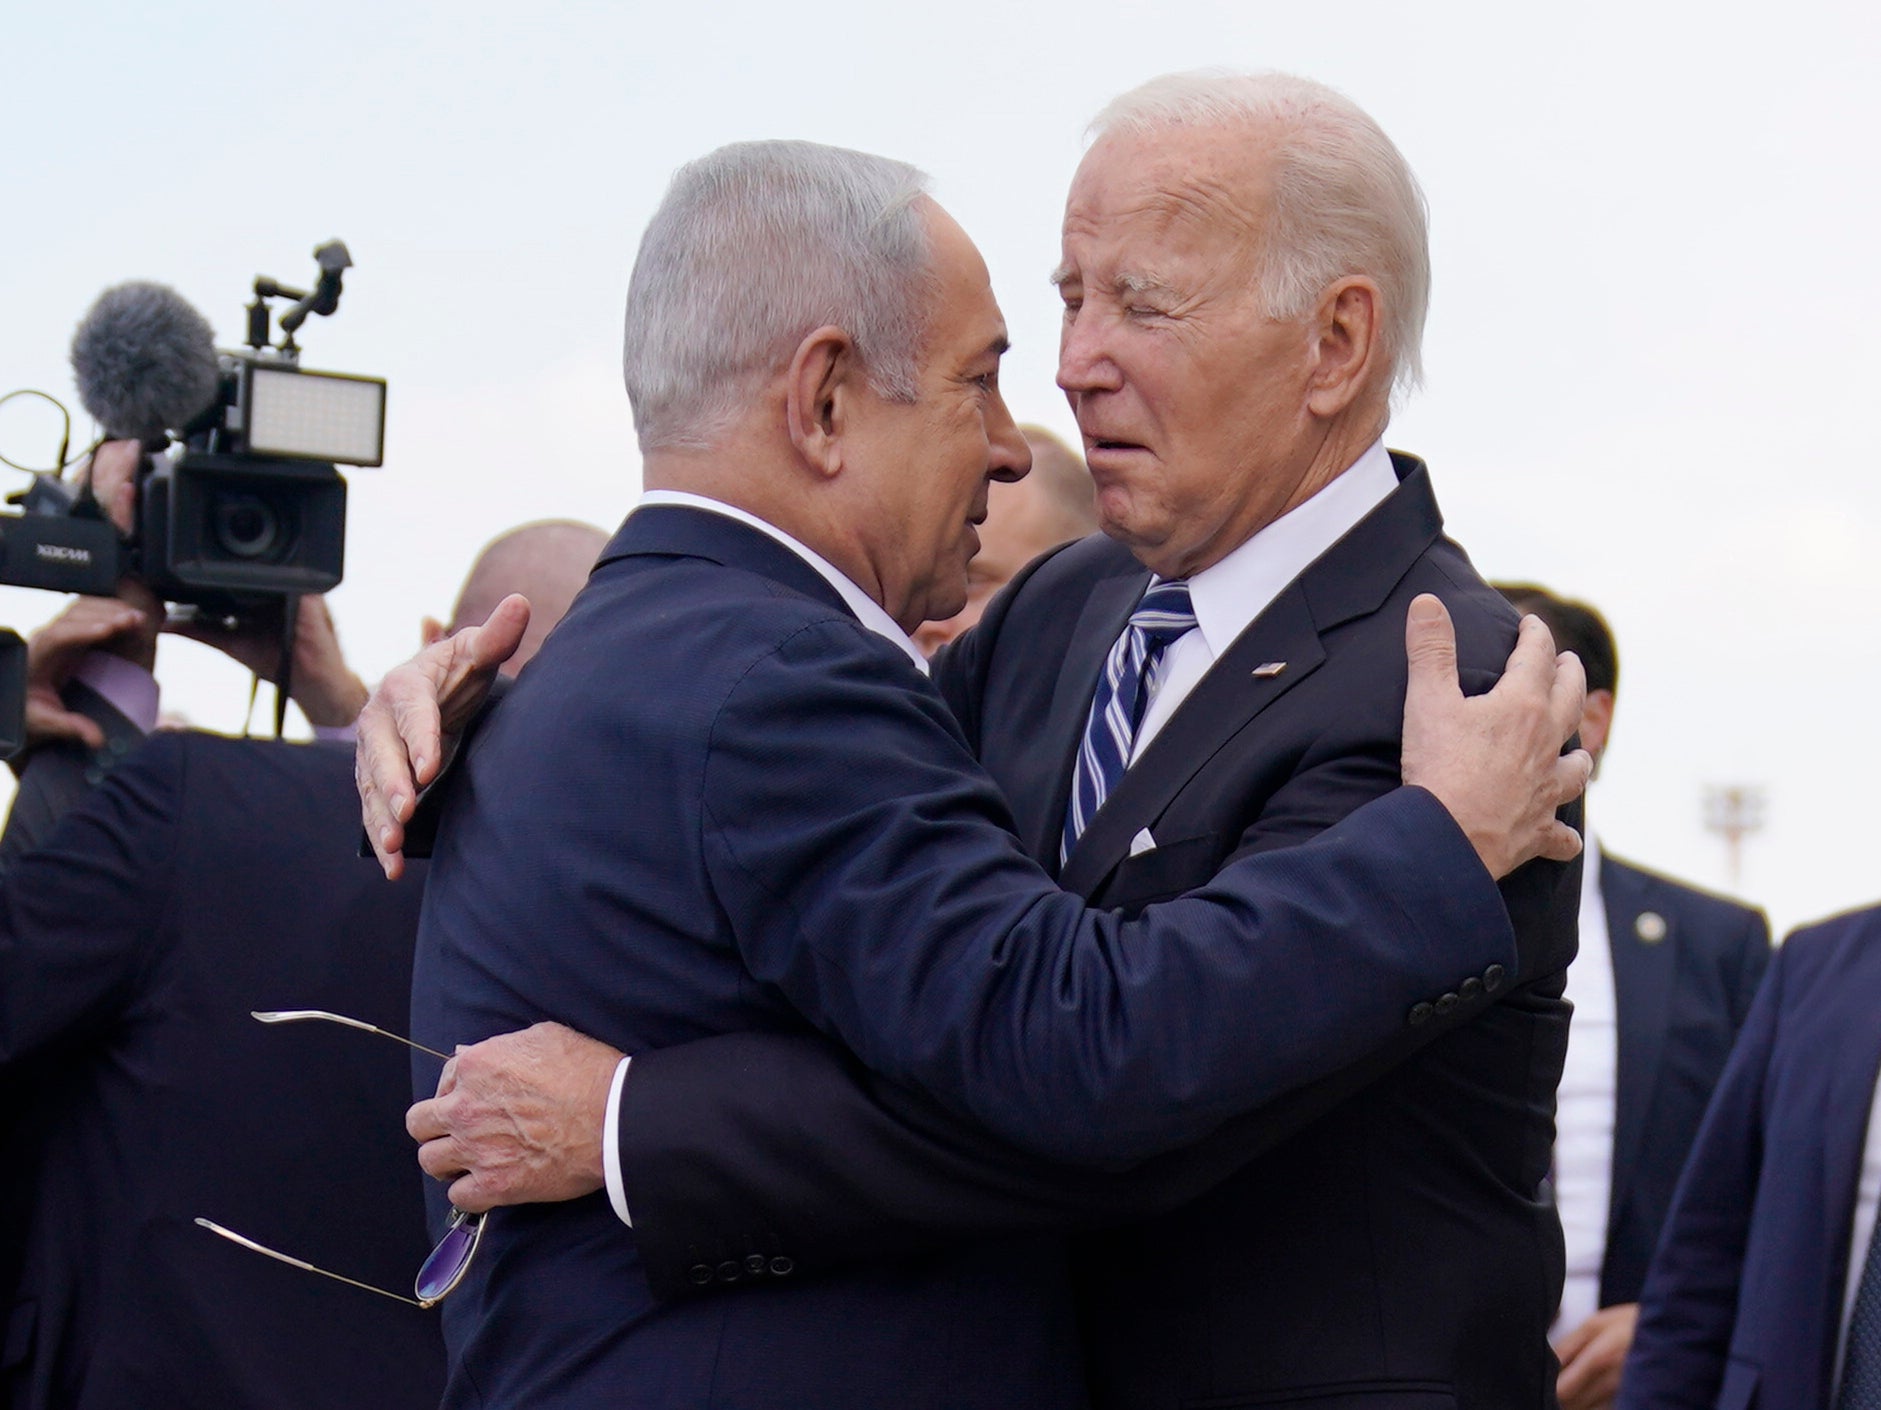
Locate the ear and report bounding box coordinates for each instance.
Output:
[1580,687,1616,769]
[1304,277,1383,419]
[420,616,448,648]
[784,325,860,480]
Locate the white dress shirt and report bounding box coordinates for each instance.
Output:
[1834,1065,1881,1391]
[603,490,927,1225]
[1550,834,1617,1340]
[1132,440,1398,760]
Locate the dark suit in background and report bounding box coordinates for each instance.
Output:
[1620,910,1881,1409]
[617,457,1580,1409]
[0,733,443,1410]
[1596,854,1769,1307]
[412,501,1529,1410]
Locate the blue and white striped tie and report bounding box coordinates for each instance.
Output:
[1061,579,1197,864]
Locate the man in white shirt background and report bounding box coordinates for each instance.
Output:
[1498,583,1771,1410]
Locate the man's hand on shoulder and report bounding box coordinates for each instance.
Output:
[356,594,530,878]
[1401,593,1591,879]
[407,1021,621,1213]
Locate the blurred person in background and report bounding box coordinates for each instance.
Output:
[912,424,1100,656]
[1619,905,1881,1410]
[1495,583,1771,1410]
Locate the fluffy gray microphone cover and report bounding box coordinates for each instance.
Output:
[70,282,221,441]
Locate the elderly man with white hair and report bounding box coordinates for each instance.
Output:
[362,77,1586,1410]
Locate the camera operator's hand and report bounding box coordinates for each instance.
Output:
[358,594,530,880]
[80,439,143,537]
[21,594,160,752]
[168,596,368,729]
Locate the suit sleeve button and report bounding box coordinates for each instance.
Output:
[716,1261,742,1283]
[744,1254,768,1276]
[768,1256,795,1277]
[1460,977,1483,1001]
[687,1264,714,1286]
[1409,1002,1435,1026]
[1483,964,1506,993]
[1435,991,1459,1015]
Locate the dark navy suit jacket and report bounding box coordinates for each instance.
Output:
[1620,909,1881,1410]
[0,733,443,1410]
[410,502,1528,1410]
[1597,855,1770,1308]
[610,461,1582,1409]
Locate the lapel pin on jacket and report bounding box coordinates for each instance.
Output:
[1251,661,1287,679]
[1635,911,1668,943]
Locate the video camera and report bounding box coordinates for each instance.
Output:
[0,240,385,616]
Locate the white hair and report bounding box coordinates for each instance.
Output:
[1091,71,1431,394]
[623,140,936,451]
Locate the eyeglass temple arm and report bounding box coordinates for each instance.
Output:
[250,1009,452,1061]
[194,1218,430,1308]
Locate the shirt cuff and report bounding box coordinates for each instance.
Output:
[602,1054,633,1227]
[73,651,160,734]
[312,723,358,745]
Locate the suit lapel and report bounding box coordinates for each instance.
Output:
[1029,566,1147,874]
[1605,855,1676,1223]
[1819,936,1881,1339]
[1056,453,1443,899]
[1058,588,1325,896]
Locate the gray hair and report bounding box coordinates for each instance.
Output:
[623,140,936,451]
[1091,71,1431,394]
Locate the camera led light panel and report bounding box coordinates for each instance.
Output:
[246,365,386,466]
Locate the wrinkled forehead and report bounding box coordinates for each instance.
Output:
[1060,125,1275,268]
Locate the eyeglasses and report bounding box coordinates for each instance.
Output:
[194,1009,485,1309]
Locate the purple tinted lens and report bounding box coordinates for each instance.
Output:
[415,1212,482,1304]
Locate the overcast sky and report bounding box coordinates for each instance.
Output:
[3,0,1877,933]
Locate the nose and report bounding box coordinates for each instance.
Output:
[986,385,1030,485]
[1057,305,1121,398]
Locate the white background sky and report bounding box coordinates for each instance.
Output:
[3,1,1877,934]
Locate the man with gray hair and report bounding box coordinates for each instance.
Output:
[365,126,1586,1409]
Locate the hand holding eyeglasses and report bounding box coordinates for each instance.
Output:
[407,1020,623,1213]
[196,1010,486,1308]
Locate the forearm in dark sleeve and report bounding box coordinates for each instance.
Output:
[619,986,1490,1300]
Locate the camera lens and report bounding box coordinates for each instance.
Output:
[211,494,285,561]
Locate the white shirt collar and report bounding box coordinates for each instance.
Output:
[1581,823,1604,905]
[635,490,928,675]
[1184,438,1400,657]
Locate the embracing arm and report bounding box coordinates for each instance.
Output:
[703,605,1576,1168]
[617,642,1580,1296]
[618,794,1521,1297]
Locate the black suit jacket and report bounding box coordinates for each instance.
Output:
[1596,854,1770,1307]
[618,456,1581,1410]
[0,732,444,1410]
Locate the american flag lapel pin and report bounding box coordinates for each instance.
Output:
[1251,661,1287,679]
